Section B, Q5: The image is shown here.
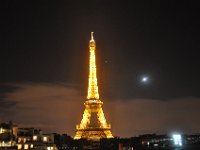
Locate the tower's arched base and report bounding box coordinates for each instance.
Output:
[74,128,113,140]
[74,100,113,140]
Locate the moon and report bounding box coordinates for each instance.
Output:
[141,76,148,83]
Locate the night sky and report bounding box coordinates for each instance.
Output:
[0,1,200,137]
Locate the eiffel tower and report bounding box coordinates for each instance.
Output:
[74,32,113,140]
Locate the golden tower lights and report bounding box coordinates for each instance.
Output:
[74,32,113,140]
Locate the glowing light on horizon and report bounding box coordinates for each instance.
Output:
[173,134,182,146]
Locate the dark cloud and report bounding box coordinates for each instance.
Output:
[106,98,200,137]
[1,83,200,137]
[0,83,83,135]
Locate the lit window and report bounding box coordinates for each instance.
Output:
[30,144,33,148]
[33,135,37,141]
[47,146,53,150]
[43,136,48,142]
[23,138,26,143]
[18,144,22,149]
[24,144,29,149]
[18,137,22,143]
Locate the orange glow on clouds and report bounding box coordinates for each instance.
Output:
[1,83,200,137]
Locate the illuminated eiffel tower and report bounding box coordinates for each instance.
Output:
[74,32,113,140]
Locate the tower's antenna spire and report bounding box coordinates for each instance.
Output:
[91,32,94,41]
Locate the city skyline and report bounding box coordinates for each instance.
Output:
[0,1,200,138]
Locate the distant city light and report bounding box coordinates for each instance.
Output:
[172,134,182,146]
